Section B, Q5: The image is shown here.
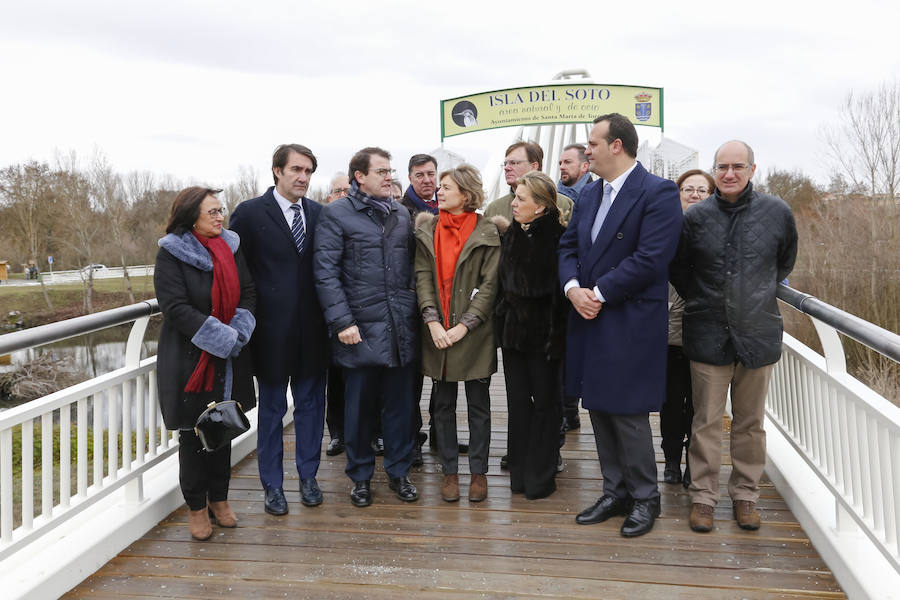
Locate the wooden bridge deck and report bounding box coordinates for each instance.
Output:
[65,372,845,599]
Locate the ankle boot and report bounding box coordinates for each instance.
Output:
[208,500,238,527]
[189,507,213,540]
[663,455,682,484]
[441,474,460,502]
[469,474,487,502]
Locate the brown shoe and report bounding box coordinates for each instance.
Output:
[689,503,714,533]
[469,474,488,502]
[208,500,238,528]
[733,500,761,530]
[188,507,212,540]
[441,474,460,502]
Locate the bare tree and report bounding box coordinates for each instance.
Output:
[821,80,900,307]
[0,161,55,309]
[91,151,135,302]
[222,164,259,214]
[54,151,102,313]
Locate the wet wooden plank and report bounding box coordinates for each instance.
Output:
[61,361,846,599]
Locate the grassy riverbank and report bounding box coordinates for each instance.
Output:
[0,276,156,328]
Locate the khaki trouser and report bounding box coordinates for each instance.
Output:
[687,361,774,506]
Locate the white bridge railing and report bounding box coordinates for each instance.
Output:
[0,301,171,560]
[0,300,263,599]
[766,285,900,598]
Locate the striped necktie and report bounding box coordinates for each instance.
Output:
[289,203,305,253]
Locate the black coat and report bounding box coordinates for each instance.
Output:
[313,194,418,369]
[494,211,568,360]
[228,188,329,382]
[154,230,257,430]
[670,182,798,368]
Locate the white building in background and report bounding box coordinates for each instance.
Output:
[637,137,699,181]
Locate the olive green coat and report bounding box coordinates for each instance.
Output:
[415,214,501,382]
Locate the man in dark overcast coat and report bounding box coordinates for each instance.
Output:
[229,143,329,515]
[558,113,682,537]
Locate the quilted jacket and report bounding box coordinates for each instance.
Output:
[670,182,798,368]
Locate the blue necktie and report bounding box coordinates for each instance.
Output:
[590,183,614,243]
[289,203,306,253]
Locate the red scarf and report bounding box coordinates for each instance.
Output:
[434,210,477,327]
[184,232,241,393]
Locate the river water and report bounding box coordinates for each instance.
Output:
[0,322,160,410]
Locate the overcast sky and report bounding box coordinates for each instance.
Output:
[2,0,898,195]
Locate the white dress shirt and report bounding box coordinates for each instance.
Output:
[273,187,306,232]
[564,161,638,302]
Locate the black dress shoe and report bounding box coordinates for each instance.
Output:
[500,454,509,470]
[326,437,345,456]
[562,415,581,431]
[388,476,419,502]
[575,494,633,525]
[300,478,323,507]
[621,498,661,537]
[458,443,469,454]
[371,437,384,456]
[350,480,371,507]
[264,487,288,515]
[410,444,424,467]
[663,461,682,484]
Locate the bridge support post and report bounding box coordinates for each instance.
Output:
[125,477,145,505]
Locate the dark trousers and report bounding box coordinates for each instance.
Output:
[257,372,326,488]
[325,366,345,440]
[432,377,491,475]
[327,366,385,441]
[503,348,561,498]
[344,364,415,482]
[589,410,659,502]
[660,345,693,462]
[179,429,231,511]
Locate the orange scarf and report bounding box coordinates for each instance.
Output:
[434,210,477,327]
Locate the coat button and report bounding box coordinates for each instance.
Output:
[616,232,624,239]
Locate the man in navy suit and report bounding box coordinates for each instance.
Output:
[558,114,683,537]
[229,144,329,515]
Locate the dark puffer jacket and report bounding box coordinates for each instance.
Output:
[670,182,798,368]
[493,210,568,360]
[313,194,418,369]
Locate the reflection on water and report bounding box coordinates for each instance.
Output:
[0,322,160,410]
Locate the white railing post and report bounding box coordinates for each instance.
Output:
[22,421,33,530]
[1,428,13,542]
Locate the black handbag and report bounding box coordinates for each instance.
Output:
[194,400,250,452]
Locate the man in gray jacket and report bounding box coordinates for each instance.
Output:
[670,140,797,533]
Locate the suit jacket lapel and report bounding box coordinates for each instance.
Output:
[586,167,644,262]
[580,183,602,255]
[262,195,298,252]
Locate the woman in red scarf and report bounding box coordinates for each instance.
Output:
[414,165,500,503]
[155,187,256,541]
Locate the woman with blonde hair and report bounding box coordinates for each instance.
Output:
[415,164,500,503]
[493,170,568,499]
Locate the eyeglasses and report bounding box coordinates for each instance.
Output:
[373,168,396,178]
[502,159,531,168]
[714,163,750,174]
[330,187,350,196]
[680,186,709,195]
[205,207,227,217]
